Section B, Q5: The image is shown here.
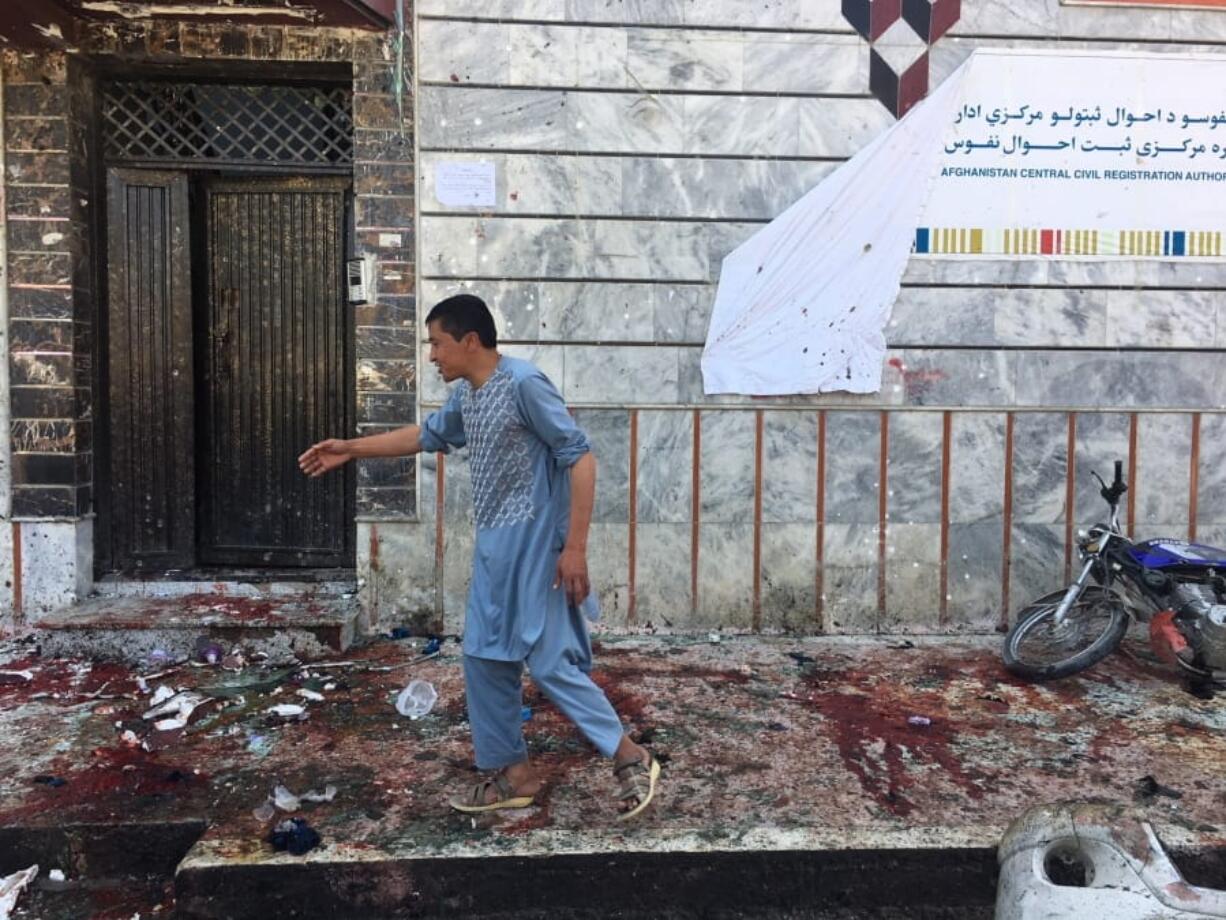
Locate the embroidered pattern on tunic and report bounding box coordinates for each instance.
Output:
[462,368,535,530]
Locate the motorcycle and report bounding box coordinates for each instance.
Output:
[1003,460,1226,683]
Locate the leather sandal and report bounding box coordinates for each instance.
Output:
[449,770,537,813]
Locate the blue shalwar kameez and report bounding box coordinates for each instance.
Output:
[419,356,624,769]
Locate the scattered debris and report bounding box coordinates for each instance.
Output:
[46,869,64,883]
[907,715,932,728]
[194,637,224,665]
[266,703,308,721]
[272,785,301,812]
[1135,774,1183,802]
[521,706,533,722]
[32,775,66,788]
[148,685,176,708]
[268,818,321,856]
[888,640,917,650]
[0,865,38,920]
[423,636,442,656]
[708,632,722,644]
[301,785,338,803]
[252,801,276,823]
[786,652,815,665]
[143,691,207,731]
[388,627,413,640]
[296,688,324,702]
[395,680,438,719]
[0,670,35,684]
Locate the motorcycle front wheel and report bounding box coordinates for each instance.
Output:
[1002,586,1129,681]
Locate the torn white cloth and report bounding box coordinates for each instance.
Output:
[701,66,965,396]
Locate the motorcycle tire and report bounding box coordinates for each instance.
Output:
[1002,586,1129,681]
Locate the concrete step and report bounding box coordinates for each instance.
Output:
[31,593,361,664]
[173,829,1000,919]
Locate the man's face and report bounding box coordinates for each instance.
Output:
[426,320,474,382]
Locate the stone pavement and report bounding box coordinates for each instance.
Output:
[0,631,1223,918]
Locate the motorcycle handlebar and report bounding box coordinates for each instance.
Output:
[1113,460,1124,488]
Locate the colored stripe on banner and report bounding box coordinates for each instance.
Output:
[914,227,1221,256]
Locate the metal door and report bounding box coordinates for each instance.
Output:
[198,177,354,567]
[105,168,196,570]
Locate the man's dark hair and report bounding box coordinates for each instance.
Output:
[426,294,498,348]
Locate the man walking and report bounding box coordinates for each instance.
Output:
[299,294,659,820]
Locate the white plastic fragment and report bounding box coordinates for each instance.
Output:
[252,801,275,822]
[296,688,324,702]
[272,785,301,812]
[47,869,65,882]
[148,685,176,707]
[266,703,307,720]
[0,670,34,682]
[300,785,338,803]
[144,692,206,731]
[395,680,437,719]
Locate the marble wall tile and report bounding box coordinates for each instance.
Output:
[419,20,511,84]
[888,349,1014,407]
[501,343,567,391]
[995,289,1107,348]
[698,409,756,523]
[1013,351,1222,409]
[421,216,708,281]
[948,522,1005,632]
[626,31,744,91]
[419,0,565,17]
[822,522,880,633]
[621,158,836,220]
[536,281,655,341]
[1105,290,1217,350]
[949,413,1007,523]
[1135,413,1192,528]
[510,24,630,87]
[1046,260,1159,288]
[742,35,865,94]
[588,522,631,626]
[695,522,755,628]
[760,522,819,631]
[762,411,818,524]
[637,410,694,523]
[1198,414,1226,527]
[652,284,714,342]
[1006,523,1066,627]
[682,0,849,30]
[1073,412,1131,523]
[564,344,680,403]
[634,522,695,626]
[419,88,685,153]
[574,408,631,522]
[901,259,1048,287]
[419,153,623,215]
[565,0,687,25]
[797,97,896,158]
[824,411,882,525]
[883,522,942,632]
[886,412,943,524]
[419,278,543,341]
[1011,412,1069,524]
[684,95,800,157]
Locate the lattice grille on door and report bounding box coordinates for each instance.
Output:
[102,81,353,170]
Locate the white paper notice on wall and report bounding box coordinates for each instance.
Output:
[435,161,496,207]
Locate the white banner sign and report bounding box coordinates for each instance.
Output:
[920,51,1226,258]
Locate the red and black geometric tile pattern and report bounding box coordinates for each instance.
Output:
[842,0,962,118]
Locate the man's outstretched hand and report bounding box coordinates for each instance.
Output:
[554,546,590,607]
[298,439,352,477]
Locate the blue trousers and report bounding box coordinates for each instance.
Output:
[463,606,624,770]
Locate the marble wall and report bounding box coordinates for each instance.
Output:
[412,0,1226,635]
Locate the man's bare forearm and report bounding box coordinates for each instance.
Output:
[344,425,423,459]
[565,453,596,552]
